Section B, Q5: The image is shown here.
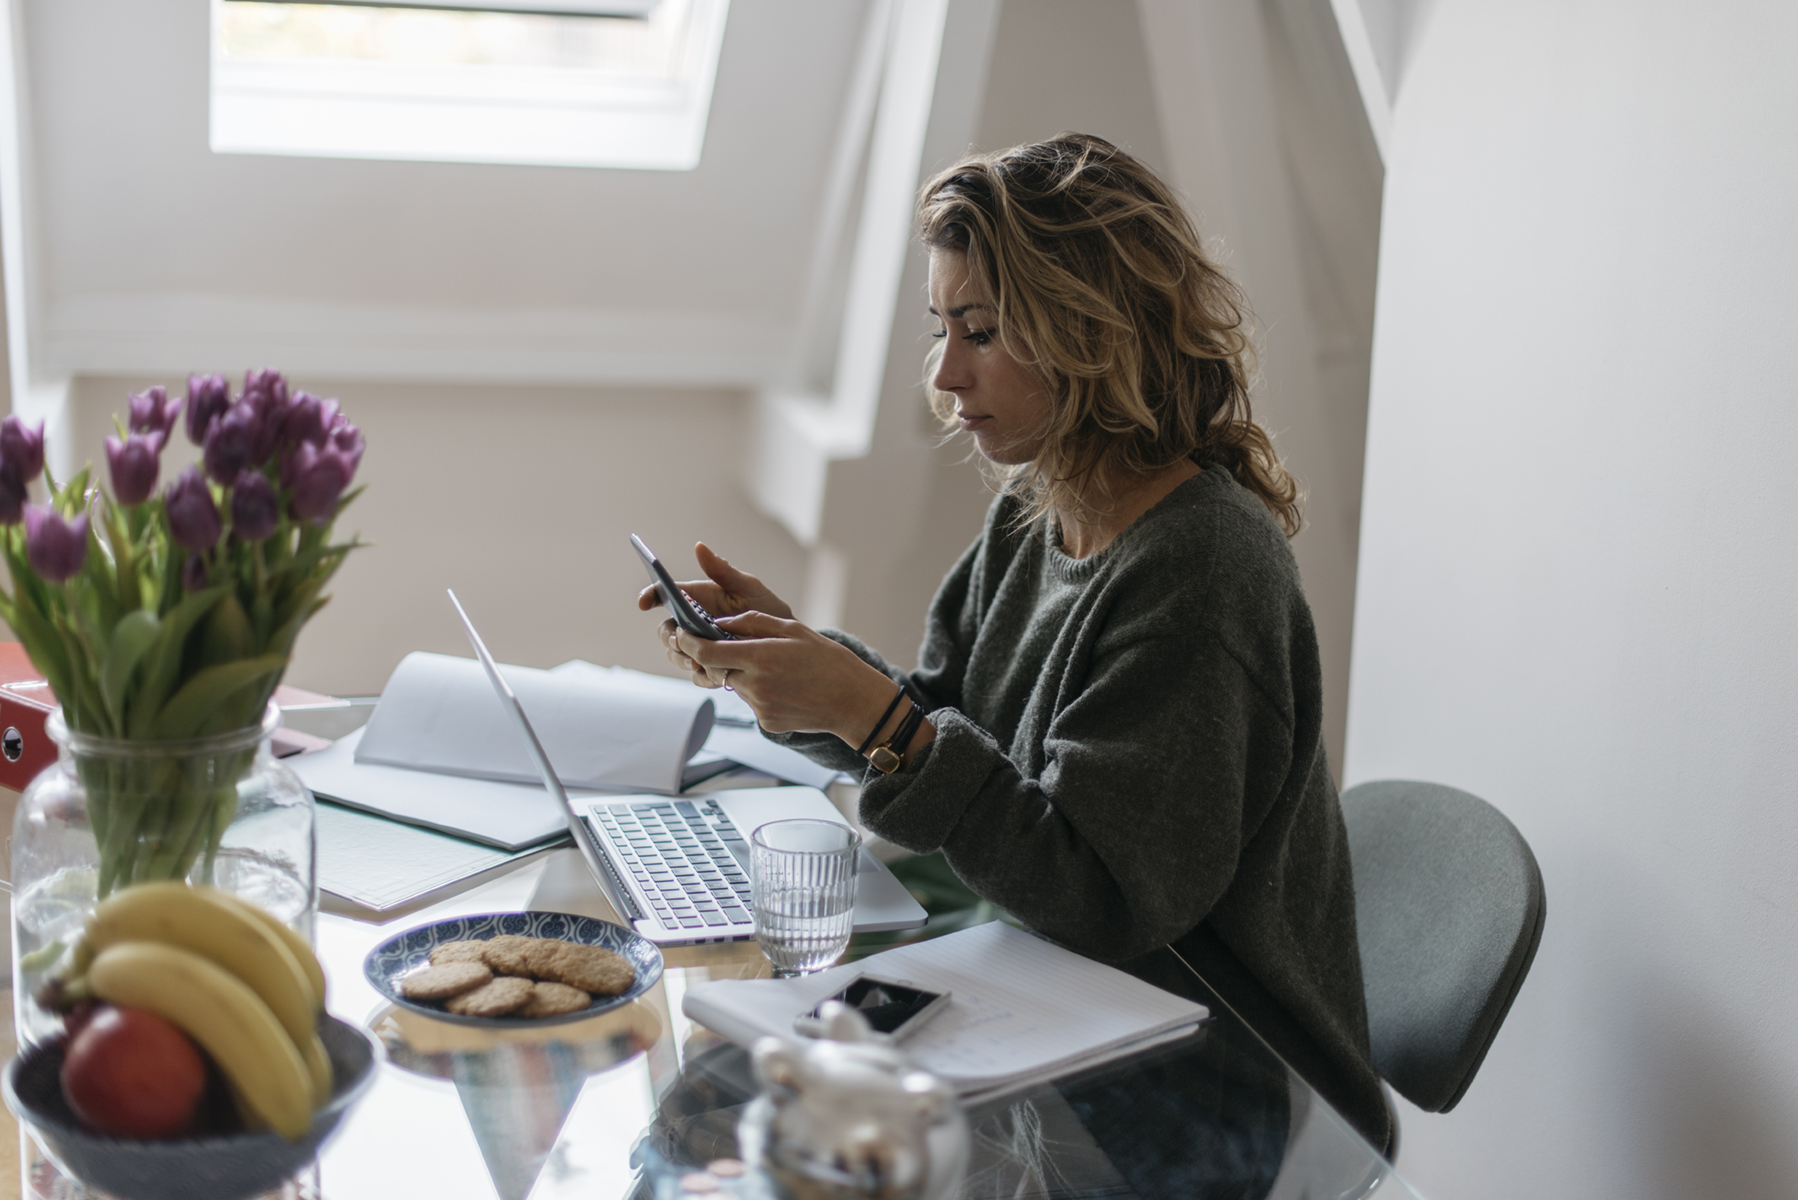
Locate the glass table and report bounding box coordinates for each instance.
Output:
[1,842,1428,1200]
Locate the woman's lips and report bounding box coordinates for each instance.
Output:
[958,413,991,432]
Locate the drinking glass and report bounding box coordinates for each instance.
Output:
[750,819,860,977]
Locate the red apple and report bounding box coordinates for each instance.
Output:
[61,1000,99,1041]
[60,1006,207,1138]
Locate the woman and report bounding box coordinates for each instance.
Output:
[641,134,1387,1152]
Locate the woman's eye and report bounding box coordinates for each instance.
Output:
[930,328,947,339]
[964,330,993,347]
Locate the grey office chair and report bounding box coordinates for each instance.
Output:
[1340,779,1546,1115]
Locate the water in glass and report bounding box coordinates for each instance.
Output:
[751,819,859,977]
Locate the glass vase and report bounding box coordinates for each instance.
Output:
[10,703,316,1046]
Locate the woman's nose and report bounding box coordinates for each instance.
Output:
[933,342,969,394]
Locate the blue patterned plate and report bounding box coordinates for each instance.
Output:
[363,911,663,1028]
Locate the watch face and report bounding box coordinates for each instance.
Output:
[868,746,902,774]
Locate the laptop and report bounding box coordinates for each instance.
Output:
[447,590,927,946]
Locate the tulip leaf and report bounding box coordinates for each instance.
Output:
[150,653,286,741]
[268,592,328,660]
[200,592,254,667]
[130,586,227,738]
[2,587,71,706]
[100,609,160,728]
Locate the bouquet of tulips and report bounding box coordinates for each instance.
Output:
[0,369,365,893]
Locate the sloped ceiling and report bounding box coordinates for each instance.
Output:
[23,0,870,384]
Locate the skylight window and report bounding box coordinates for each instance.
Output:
[210,0,729,170]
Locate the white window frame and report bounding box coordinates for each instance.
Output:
[208,0,730,171]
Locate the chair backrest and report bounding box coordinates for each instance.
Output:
[1340,780,1546,1113]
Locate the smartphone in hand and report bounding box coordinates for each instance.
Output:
[631,534,738,641]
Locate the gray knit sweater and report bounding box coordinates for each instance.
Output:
[769,467,1387,1149]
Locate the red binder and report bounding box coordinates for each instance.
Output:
[0,642,57,794]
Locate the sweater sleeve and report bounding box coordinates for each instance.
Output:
[858,625,1297,964]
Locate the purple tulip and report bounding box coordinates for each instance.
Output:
[202,404,256,484]
[104,433,161,505]
[182,552,208,593]
[0,471,24,525]
[327,419,365,476]
[284,442,353,523]
[230,470,279,542]
[280,392,339,449]
[240,369,292,465]
[242,368,288,415]
[23,505,88,583]
[185,374,230,447]
[0,416,45,484]
[127,385,181,451]
[165,466,222,553]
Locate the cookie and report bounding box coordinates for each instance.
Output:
[542,943,634,995]
[517,980,592,1018]
[429,940,490,966]
[444,975,535,1018]
[480,934,540,977]
[400,961,491,1001]
[522,938,566,978]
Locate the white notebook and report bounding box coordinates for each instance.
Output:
[681,922,1207,1100]
[314,801,556,911]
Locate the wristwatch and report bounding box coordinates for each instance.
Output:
[867,700,925,775]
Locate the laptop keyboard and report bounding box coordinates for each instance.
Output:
[593,798,755,931]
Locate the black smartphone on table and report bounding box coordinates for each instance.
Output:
[631,533,738,641]
[793,975,952,1043]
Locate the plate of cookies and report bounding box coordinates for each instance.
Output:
[363,911,663,1027]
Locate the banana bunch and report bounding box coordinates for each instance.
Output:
[59,883,330,1141]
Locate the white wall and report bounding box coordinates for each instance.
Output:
[1142,0,1383,780]
[1346,3,1798,1196]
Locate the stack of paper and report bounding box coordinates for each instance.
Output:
[680,922,1207,1100]
[356,652,717,793]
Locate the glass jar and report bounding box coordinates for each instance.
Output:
[10,703,316,1046]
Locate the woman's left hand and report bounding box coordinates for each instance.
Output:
[660,611,905,745]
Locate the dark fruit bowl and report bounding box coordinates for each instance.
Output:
[2,1015,380,1200]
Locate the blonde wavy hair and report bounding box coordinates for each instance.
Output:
[917,133,1302,537]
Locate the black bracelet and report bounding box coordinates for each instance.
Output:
[854,680,908,757]
[869,700,926,775]
[889,701,927,757]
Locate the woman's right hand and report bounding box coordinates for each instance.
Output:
[638,543,794,682]
[635,541,793,621]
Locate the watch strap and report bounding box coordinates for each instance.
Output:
[869,700,926,775]
[855,679,909,757]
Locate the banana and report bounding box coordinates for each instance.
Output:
[87,941,314,1140]
[86,883,321,1053]
[203,887,329,1008]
